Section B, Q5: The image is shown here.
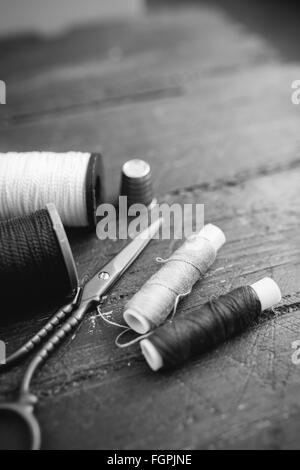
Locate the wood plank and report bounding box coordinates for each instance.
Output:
[1,61,300,203]
[0,9,282,119]
[1,162,300,449]
[1,11,299,203]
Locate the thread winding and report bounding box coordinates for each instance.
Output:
[123,233,218,334]
[144,286,262,369]
[0,207,75,315]
[0,152,93,226]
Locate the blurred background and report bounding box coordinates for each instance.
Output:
[0,0,144,37]
[1,0,300,201]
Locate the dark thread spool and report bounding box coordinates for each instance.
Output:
[141,281,281,370]
[0,204,78,319]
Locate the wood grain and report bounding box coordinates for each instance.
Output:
[0,3,300,449]
[1,9,300,202]
[1,162,300,449]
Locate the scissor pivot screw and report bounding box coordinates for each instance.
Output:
[98,272,110,280]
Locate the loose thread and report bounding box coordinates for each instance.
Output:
[171,289,192,319]
[96,308,128,330]
[96,267,193,348]
[151,257,192,317]
[96,306,150,348]
[115,330,151,348]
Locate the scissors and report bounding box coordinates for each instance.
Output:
[0,217,162,450]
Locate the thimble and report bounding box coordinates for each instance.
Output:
[120,159,154,206]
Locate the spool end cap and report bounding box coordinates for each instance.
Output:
[140,338,163,371]
[199,224,226,252]
[123,309,151,334]
[251,277,282,311]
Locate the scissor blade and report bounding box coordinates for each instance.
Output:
[81,217,163,304]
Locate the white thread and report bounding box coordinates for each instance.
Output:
[96,305,150,348]
[96,307,128,330]
[97,287,193,349]
[115,330,151,348]
[0,152,91,226]
[172,289,192,318]
[123,225,225,334]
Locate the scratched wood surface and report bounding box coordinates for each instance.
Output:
[1,1,300,449]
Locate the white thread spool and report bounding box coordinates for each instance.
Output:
[0,152,104,226]
[141,277,282,371]
[123,224,226,334]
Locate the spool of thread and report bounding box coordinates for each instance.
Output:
[0,152,104,226]
[123,224,226,334]
[0,203,78,314]
[120,159,154,207]
[140,277,282,371]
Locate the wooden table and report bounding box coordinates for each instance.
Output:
[1,1,300,449]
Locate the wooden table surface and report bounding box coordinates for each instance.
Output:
[1,1,300,449]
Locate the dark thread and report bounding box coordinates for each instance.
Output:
[0,209,71,312]
[149,286,261,368]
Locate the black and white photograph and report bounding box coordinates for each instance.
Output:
[0,0,300,454]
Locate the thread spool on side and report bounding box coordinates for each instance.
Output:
[0,152,104,227]
[0,204,78,321]
[141,277,282,371]
[123,223,226,334]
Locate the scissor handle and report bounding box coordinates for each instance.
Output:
[20,299,91,395]
[0,400,41,450]
[2,287,82,368]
